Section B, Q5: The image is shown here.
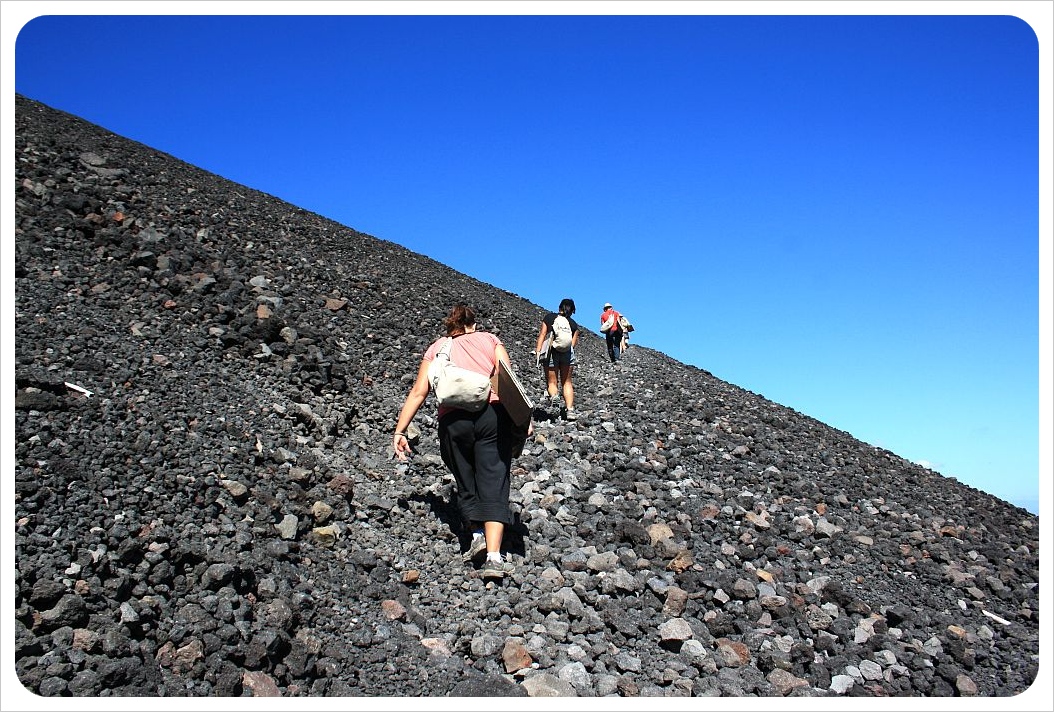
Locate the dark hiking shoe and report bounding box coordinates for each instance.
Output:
[481,558,513,579]
[462,534,487,564]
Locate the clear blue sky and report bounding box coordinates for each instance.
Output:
[6,5,1049,515]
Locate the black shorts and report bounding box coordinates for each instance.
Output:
[544,346,576,368]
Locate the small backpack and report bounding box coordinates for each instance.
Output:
[551,315,573,351]
[427,338,492,411]
[618,315,633,333]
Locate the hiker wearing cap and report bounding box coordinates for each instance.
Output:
[599,302,623,364]
[534,298,581,420]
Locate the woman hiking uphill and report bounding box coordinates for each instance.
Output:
[392,303,521,580]
[534,298,581,421]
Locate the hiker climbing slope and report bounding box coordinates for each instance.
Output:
[535,298,581,420]
[599,301,624,364]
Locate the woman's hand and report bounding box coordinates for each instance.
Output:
[393,432,411,461]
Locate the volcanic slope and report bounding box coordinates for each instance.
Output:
[12,95,1041,699]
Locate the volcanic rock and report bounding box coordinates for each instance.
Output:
[11,95,1040,699]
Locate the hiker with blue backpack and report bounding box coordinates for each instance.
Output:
[534,298,581,421]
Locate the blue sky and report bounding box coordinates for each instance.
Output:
[5,4,1049,517]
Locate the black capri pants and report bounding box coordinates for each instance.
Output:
[438,402,515,526]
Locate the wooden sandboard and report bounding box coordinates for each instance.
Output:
[492,359,534,429]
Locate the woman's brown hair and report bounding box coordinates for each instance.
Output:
[443,303,476,336]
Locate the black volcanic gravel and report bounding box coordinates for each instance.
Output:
[12,95,1040,699]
